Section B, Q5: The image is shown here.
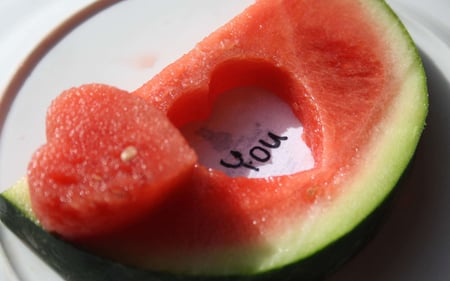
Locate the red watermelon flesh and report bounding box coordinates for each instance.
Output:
[68,0,424,273]
[27,84,197,239]
[22,0,426,276]
[130,0,387,246]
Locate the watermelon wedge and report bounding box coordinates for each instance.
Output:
[0,0,427,280]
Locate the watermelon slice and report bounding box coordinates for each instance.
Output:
[0,0,427,280]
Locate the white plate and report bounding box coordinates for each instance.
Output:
[1,1,449,280]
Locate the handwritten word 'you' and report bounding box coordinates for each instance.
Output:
[220,131,288,172]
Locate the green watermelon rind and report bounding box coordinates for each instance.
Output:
[0,0,427,280]
[0,177,398,281]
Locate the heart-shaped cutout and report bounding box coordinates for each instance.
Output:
[181,86,314,178]
[28,84,197,239]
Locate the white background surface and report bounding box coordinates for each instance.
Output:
[0,1,449,281]
[1,0,449,97]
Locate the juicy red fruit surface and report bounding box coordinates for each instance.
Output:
[28,84,197,239]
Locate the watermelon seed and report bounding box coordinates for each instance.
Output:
[121,146,138,162]
[91,174,102,181]
[306,186,317,198]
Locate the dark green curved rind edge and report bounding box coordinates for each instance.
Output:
[0,169,403,281]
